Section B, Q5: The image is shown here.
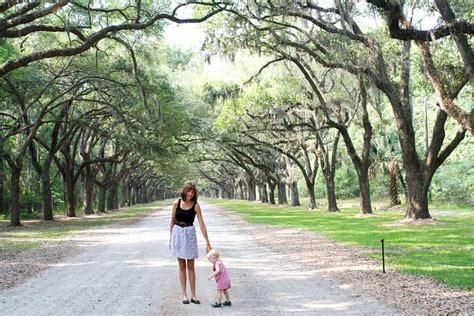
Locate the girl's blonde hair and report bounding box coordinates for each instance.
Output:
[207,249,219,259]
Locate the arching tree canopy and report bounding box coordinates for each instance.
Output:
[0,0,472,227]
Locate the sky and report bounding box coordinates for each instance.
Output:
[164,23,205,51]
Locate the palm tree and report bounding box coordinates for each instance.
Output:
[369,129,406,208]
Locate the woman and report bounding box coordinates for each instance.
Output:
[169,183,212,304]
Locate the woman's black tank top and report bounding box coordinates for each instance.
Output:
[175,199,196,224]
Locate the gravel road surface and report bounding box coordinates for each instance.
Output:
[0,201,398,315]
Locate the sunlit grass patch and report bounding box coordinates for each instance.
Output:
[206,198,474,290]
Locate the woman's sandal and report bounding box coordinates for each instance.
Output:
[223,301,232,306]
[182,299,190,304]
[191,298,201,304]
[211,302,221,308]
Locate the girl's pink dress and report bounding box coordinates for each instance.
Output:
[213,260,231,290]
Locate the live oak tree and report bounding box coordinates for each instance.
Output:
[205,1,471,219]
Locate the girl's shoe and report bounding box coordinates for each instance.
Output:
[223,301,232,306]
[211,302,222,308]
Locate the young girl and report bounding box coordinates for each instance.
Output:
[207,249,231,308]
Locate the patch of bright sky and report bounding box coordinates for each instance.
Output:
[165,22,269,83]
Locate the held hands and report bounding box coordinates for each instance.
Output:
[208,275,213,280]
[206,244,212,254]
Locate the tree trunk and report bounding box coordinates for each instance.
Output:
[0,140,5,214]
[142,187,147,203]
[127,183,132,206]
[10,166,22,226]
[278,181,288,204]
[65,173,76,217]
[131,185,137,205]
[261,184,269,203]
[83,179,94,215]
[324,173,339,212]
[247,176,256,201]
[41,167,54,220]
[238,181,245,200]
[98,186,107,213]
[107,186,117,211]
[290,182,300,206]
[61,145,77,217]
[405,169,431,219]
[107,187,114,210]
[113,186,119,209]
[142,187,147,204]
[358,165,373,214]
[231,186,236,199]
[137,188,142,204]
[306,181,317,210]
[268,181,276,204]
[135,185,140,204]
[135,187,141,204]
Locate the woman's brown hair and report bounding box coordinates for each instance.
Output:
[181,182,198,202]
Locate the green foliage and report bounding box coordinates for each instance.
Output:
[431,159,474,205]
[0,39,18,64]
[334,165,360,199]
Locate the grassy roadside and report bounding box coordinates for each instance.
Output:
[0,200,170,255]
[205,198,474,290]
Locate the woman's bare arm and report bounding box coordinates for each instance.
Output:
[195,203,212,253]
[169,200,178,245]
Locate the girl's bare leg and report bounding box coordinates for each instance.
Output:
[223,289,230,302]
[178,258,187,300]
[187,259,197,299]
[215,289,223,304]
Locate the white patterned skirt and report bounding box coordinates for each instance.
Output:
[170,225,199,259]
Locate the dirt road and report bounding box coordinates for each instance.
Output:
[0,201,398,315]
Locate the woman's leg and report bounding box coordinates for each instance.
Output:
[178,258,187,300]
[187,259,197,299]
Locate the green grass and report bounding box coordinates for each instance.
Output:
[0,200,170,254]
[206,198,474,290]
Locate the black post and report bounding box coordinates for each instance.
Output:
[381,239,386,273]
